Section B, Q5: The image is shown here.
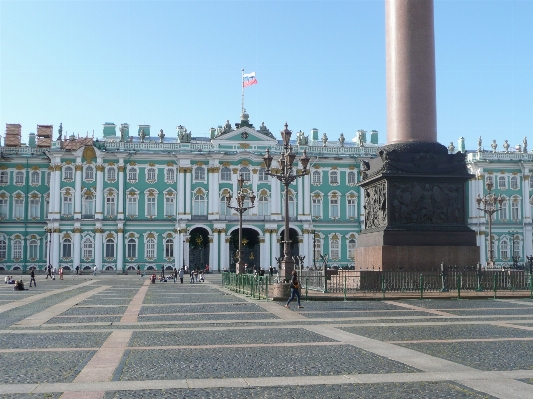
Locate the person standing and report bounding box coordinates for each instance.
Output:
[269,265,274,277]
[59,267,64,280]
[285,270,304,309]
[179,268,184,284]
[93,265,97,276]
[46,265,51,279]
[29,269,36,287]
[173,268,178,283]
[75,265,79,276]
[190,269,195,284]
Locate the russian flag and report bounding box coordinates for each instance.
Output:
[243,72,258,87]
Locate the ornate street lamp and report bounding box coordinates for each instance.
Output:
[263,123,310,281]
[226,174,256,274]
[508,230,520,270]
[476,181,504,267]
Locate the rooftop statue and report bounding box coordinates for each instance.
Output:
[158,129,165,143]
[339,133,345,147]
[503,140,510,153]
[322,133,328,147]
[448,142,455,154]
[296,130,309,146]
[491,140,497,153]
[57,123,63,141]
[478,136,482,152]
[140,128,146,143]
[524,137,528,153]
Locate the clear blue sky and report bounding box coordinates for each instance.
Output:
[1,0,532,151]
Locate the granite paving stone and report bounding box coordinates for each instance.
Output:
[130,328,336,347]
[137,313,279,322]
[340,324,533,341]
[403,299,533,309]
[399,340,533,371]
[445,308,533,316]
[61,306,128,316]
[301,311,432,319]
[46,316,122,324]
[139,303,267,315]
[103,381,494,399]
[0,350,94,383]
[118,346,418,381]
[0,332,110,349]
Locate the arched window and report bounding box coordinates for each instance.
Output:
[347,171,356,185]
[107,167,116,181]
[283,192,296,217]
[258,195,270,216]
[312,170,321,185]
[194,167,206,181]
[166,168,175,183]
[13,239,23,260]
[82,237,93,259]
[15,171,24,184]
[46,171,51,186]
[62,238,72,258]
[220,196,230,216]
[85,166,94,181]
[164,193,175,217]
[0,235,6,259]
[83,194,94,217]
[105,194,116,217]
[312,196,322,218]
[193,193,207,215]
[314,235,322,262]
[29,239,39,260]
[500,199,508,220]
[258,168,268,181]
[147,167,157,182]
[146,238,156,259]
[329,170,338,185]
[30,197,40,219]
[240,167,251,182]
[0,195,7,218]
[512,200,520,220]
[146,194,156,217]
[165,238,174,258]
[127,238,137,258]
[64,166,73,180]
[220,167,231,181]
[128,167,138,181]
[105,239,115,258]
[31,171,40,185]
[511,176,518,190]
[127,192,138,217]
[0,171,8,184]
[13,196,24,219]
[348,239,356,260]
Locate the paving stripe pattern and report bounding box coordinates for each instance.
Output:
[2,275,533,398]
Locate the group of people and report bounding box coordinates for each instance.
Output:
[4,276,27,291]
[147,266,205,284]
[44,265,66,280]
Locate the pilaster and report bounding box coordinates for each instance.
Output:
[74,162,82,219]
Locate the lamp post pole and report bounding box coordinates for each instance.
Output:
[182,227,188,270]
[309,229,316,270]
[226,174,256,274]
[508,230,520,270]
[476,181,504,268]
[263,123,310,281]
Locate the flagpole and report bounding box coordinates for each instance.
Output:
[241,69,245,114]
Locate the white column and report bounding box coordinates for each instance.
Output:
[95,164,104,220]
[95,227,102,271]
[297,176,303,217]
[303,173,310,217]
[260,237,266,270]
[177,229,184,269]
[220,231,228,271]
[185,168,192,218]
[54,165,61,218]
[524,225,532,259]
[208,167,217,220]
[212,230,219,271]
[208,235,215,270]
[303,230,310,268]
[174,229,180,270]
[73,227,81,270]
[271,177,281,220]
[479,231,487,265]
[264,230,271,268]
[184,234,190,266]
[52,229,60,268]
[118,165,124,220]
[74,163,82,219]
[178,169,185,217]
[271,230,278,267]
[48,167,56,218]
[117,226,124,273]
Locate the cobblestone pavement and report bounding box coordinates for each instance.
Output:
[1,275,533,398]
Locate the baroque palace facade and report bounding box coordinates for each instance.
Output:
[0,113,378,273]
[0,113,531,272]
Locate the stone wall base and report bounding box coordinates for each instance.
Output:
[354,245,480,271]
[269,282,291,300]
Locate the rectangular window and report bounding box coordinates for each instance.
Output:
[0,171,8,184]
[501,241,508,259]
[106,196,116,217]
[13,240,23,259]
[29,241,38,259]
[63,196,73,216]
[127,240,137,258]
[14,198,24,219]
[105,241,115,258]
[30,198,40,219]
[330,198,339,218]
[347,198,356,218]
[83,197,94,217]
[63,241,72,258]
[500,202,508,220]
[330,240,340,260]
[82,240,93,259]
[146,240,155,259]
[146,196,156,217]
[44,199,49,219]
[312,198,322,218]
[127,196,138,217]
[512,202,519,220]
[0,198,8,218]
[165,196,175,217]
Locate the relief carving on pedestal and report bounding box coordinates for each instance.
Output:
[363,181,387,230]
[390,181,463,226]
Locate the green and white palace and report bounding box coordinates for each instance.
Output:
[0,113,530,272]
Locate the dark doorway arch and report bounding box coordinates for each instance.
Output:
[189,227,210,271]
[229,228,260,273]
[279,228,300,260]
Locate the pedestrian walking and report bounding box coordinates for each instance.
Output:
[137,265,141,276]
[285,270,304,309]
[190,270,195,284]
[194,270,198,283]
[59,267,63,280]
[269,265,274,276]
[179,268,184,284]
[173,268,178,283]
[46,265,51,279]
[93,265,97,276]
[75,265,79,276]
[29,269,36,287]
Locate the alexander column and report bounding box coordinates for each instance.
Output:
[354,0,479,271]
